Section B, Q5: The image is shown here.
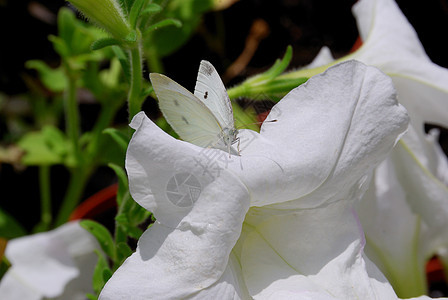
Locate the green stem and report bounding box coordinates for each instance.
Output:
[55,87,121,227]
[228,77,308,100]
[53,59,90,227]
[55,168,89,226]
[63,60,83,165]
[279,51,359,80]
[114,191,131,246]
[227,84,248,100]
[87,101,120,157]
[393,218,427,298]
[38,165,52,230]
[128,45,143,122]
[227,51,360,101]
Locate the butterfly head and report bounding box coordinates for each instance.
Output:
[221,127,239,146]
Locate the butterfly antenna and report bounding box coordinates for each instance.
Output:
[236,119,277,129]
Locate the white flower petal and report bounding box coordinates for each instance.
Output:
[352,0,448,128]
[356,158,428,296]
[0,221,99,299]
[391,71,448,129]
[391,140,448,231]
[241,200,399,299]
[106,60,411,299]
[126,112,250,228]
[235,60,408,209]
[306,46,334,69]
[0,273,42,300]
[342,0,448,294]
[352,0,428,68]
[100,162,250,299]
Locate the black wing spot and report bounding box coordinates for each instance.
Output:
[174,99,180,106]
[204,91,208,99]
[182,116,189,124]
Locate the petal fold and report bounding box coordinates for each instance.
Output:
[234,60,408,208]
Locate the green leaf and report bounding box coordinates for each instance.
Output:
[115,213,128,225]
[54,7,109,57]
[156,116,178,138]
[232,103,259,132]
[58,7,76,49]
[48,35,70,58]
[26,60,67,92]
[91,250,111,294]
[0,257,10,282]
[91,37,122,50]
[80,220,116,260]
[143,0,213,57]
[112,46,131,83]
[227,45,308,101]
[143,18,182,35]
[42,126,69,156]
[129,202,151,225]
[0,208,26,239]
[141,3,162,16]
[103,268,113,283]
[129,0,148,29]
[93,130,127,167]
[263,45,293,79]
[86,294,98,300]
[123,0,136,13]
[141,86,154,99]
[17,126,72,166]
[115,213,145,239]
[245,45,293,85]
[103,128,130,152]
[117,0,136,13]
[116,242,133,263]
[82,61,105,98]
[125,226,143,239]
[108,163,128,206]
[99,57,124,89]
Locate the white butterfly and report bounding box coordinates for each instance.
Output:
[150,60,239,155]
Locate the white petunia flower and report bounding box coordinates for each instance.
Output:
[98,61,428,299]
[0,221,100,300]
[294,0,448,296]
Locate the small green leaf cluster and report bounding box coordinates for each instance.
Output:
[80,158,150,298]
[228,46,308,101]
[83,0,184,53]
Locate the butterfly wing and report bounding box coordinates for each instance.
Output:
[150,73,222,148]
[194,60,234,130]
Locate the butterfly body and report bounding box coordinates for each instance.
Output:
[150,60,239,154]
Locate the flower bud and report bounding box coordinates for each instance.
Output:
[68,0,131,40]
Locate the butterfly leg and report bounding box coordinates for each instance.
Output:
[236,137,241,156]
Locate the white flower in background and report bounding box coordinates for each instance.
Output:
[351,0,448,130]
[352,0,448,296]
[0,221,100,300]
[296,0,448,297]
[97,61,433,299]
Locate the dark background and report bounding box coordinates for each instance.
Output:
[2,1,448,93]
